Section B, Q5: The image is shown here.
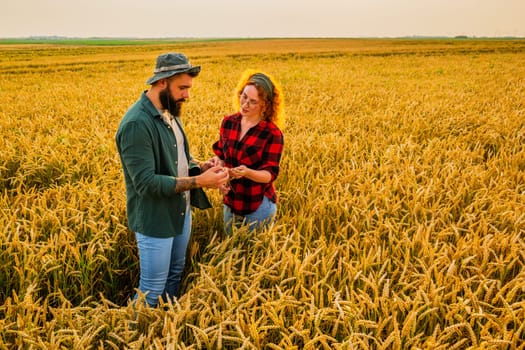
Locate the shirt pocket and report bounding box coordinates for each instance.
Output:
[240,145,263,166]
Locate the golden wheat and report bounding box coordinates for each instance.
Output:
[0,38,524,349]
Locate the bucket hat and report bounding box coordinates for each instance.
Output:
[146,53,201,85]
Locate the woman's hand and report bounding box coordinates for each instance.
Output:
[229,165,249,179]
[230,165,272,183]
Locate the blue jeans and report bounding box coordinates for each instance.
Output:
[223,196,276,235]
[134,208,191,307]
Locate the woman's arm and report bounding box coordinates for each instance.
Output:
[229,165,271,183]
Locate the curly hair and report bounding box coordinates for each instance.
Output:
[233,69,285,129]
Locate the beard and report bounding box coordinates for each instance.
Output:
[159,84,184,117]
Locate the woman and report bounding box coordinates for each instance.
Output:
[212,70,284,234]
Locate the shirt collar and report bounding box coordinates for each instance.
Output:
[140,91,162,119]
[234,112,268,129]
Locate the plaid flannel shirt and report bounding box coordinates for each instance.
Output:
[213,113,284,215]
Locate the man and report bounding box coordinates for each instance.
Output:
[116,52,228,306]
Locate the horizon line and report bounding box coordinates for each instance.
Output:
[1,35,525,40]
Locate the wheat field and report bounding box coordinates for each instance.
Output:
[0,38,524,349]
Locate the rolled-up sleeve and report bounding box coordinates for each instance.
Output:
[260,131,284,181]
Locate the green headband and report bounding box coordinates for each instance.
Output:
[249,73,274,100]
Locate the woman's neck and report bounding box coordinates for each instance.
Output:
[242,114,262,125]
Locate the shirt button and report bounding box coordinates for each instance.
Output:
[181,212,184,216]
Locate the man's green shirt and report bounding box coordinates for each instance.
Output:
[116,92,210,238]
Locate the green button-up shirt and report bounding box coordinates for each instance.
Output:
[116,92,210,238]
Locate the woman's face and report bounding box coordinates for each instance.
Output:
[239,85,263,119]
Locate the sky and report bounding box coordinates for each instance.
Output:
[1,0,524,38]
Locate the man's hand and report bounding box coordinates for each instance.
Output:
[200,156,224,172]
[196,165,229,189]
[218,182,232,195]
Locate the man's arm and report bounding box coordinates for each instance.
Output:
[174,177,198,193]
[174,165,229,193]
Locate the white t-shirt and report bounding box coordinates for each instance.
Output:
[161,110,190,213]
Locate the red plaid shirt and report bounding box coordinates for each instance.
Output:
[213,113,284,215]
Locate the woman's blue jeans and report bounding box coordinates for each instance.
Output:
[134,208,191,307]
[223,196,276,235]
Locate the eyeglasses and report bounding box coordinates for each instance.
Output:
[240,93,259,107]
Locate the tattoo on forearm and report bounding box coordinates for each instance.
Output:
[174,177,198,193]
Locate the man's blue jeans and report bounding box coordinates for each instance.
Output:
[134,208,191,307]
[223,196,276,235]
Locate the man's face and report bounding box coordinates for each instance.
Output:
[159,73,194,116]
